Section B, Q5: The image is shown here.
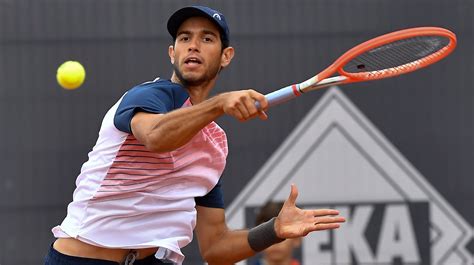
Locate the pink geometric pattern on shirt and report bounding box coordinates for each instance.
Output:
[93,119,228,201]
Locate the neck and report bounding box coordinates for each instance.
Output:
[170,73,217,104]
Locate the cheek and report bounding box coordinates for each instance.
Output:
[207,49,224,65]
[171,47,184,64]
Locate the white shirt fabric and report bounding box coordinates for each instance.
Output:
[52,97,228,264]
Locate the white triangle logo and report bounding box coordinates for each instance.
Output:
[227,87,472,265]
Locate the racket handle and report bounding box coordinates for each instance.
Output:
[256,85,301,109]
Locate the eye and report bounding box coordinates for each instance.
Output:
[178,35,190,42]
[203,36,214,42]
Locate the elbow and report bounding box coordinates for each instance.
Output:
[201,255,231,265]
[143,138,173,153]
[144,143,167,153]
[141,131,170,153]
[200,247,221,264]
[201,249,237,265]
[142,131,184,153]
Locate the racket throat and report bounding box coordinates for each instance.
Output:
[316,76,347,87]
[300,76,348,92]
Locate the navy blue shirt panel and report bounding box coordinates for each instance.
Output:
[114,79,188,134]
[195,180,225,208]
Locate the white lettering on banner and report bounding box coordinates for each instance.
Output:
[303,229,331,264]
[334,205,376,264]
[376,204,420,263]
[303,204,422,264]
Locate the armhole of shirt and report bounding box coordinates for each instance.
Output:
[195,180,224,208]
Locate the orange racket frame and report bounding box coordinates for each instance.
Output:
[260,27,457,108]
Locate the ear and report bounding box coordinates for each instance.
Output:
[168,45,175,64]
[220,47,235,69]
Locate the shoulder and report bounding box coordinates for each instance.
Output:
[113,78,188,133]
[134,78,183,92]
[127,78,188,103]
[120,78,189,112]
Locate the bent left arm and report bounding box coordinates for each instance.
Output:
[195,206,253,265]
[195,184,346,265]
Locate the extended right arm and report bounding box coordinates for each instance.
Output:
[131,90,268,153]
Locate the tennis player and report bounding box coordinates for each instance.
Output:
[44,6,345,265]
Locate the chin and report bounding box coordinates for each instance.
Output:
[182,76,206,86]
[180,71,201,80]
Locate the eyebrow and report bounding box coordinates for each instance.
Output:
[201,30,218,37]
[176,29,219,38]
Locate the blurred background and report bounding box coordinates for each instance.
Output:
[0,0,472,264]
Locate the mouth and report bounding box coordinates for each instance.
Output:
[184,56,202,66]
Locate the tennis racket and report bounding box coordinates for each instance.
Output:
[258,27,456,108]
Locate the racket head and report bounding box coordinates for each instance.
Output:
[324,27,457,83]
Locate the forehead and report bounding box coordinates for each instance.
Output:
[177,16,221,36]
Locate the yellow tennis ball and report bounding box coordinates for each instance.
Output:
[56,61,86,90]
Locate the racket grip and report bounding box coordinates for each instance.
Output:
[256,85,301,109]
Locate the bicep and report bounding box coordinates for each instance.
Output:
[130,112,164,146]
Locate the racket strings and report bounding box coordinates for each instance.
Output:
[343,35,451,79]
[367,44,450,78]
[363,36,446,70]
[392,38,442,71]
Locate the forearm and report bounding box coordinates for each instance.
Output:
[137,94,224,152]
[202,229,256,265]
[202,218,284,265]
[196,207,260,265]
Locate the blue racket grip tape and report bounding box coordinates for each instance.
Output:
[255,85,301,109]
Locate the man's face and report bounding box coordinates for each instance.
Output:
[169,16,226,86]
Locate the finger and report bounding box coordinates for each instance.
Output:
[226,107,245,121]
[284,184,299,207]
[249,90,268,111]
[225,98,249,121]
[314,223,341,231]
[235,101,251,120]
[241,94,259,118]
[315,216,346,224]
[312,209,340,217]
[300,222,342,236]
[258,110,268,120]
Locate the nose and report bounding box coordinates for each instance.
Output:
[188,37,200,52]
